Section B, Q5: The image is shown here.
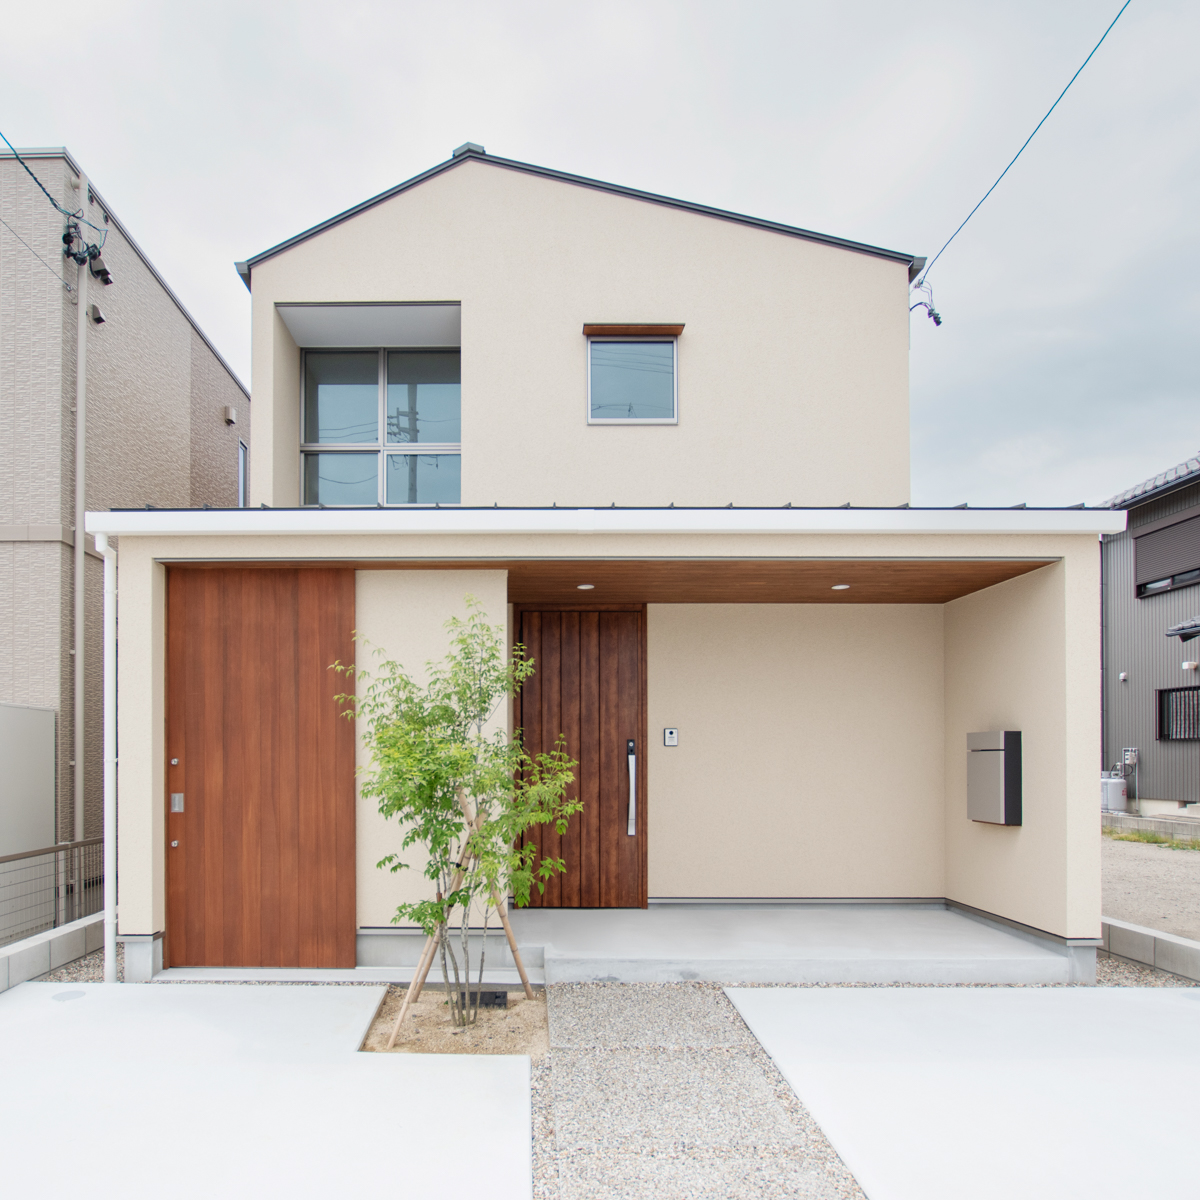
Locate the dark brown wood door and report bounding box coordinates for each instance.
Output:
[165,567,356,967]
[516,607,646,908]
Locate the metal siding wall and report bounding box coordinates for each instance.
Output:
[1103,525,1200,803]
[1128,480,1200,530]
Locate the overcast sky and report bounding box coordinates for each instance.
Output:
[2,0,1196,506]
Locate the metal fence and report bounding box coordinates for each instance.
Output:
[0,839,103,949]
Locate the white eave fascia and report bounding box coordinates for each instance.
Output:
[85,507,1127,538]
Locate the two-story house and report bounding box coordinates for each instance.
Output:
[0,147,247,961]
[86,145,1123,984]
[1101,452,1200,815]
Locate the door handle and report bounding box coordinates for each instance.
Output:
[626,739,637,836]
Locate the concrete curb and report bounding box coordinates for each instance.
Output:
[0,914,104,993]
[1103,812,1200,841]
[1101,917,1200,983]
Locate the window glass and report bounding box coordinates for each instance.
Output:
[589,341,675,421]
[1160,687,1200,740]
[386,351,461,444]
[304,352,379,444]
[385,454,461,504]
[238,441,248,507]
[303,452,378,505]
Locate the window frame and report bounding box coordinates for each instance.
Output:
[1158,685,1200,741]
[238,440,248,508]
[299,346,462,506]
[586,336,679,426]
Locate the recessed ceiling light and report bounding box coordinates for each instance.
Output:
[831,584,850,591]
[577,583,595,590]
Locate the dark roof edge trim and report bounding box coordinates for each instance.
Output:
[238,150,920,285]
[1108,471,1200,511]
[1,149,248,399]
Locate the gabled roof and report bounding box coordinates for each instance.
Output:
[1103,452,1200,510]
[235,146,923,291]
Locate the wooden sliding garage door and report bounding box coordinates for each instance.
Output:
[165,567,356,967]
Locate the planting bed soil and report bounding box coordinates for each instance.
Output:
[361,983,549,1059]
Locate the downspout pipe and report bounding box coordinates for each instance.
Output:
[96,532,117,983]
[73,181,89,846]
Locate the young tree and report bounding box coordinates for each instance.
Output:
[335,597,579,1026]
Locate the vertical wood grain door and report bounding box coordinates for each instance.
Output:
[516,607,646,908]
[165,567,356,967]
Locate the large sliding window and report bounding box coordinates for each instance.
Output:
[301,349,461,505]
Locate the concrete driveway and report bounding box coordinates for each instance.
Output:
[0,982,530,1198]
[729,985,1200,1200]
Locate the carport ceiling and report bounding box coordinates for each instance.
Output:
[211,558,1051,603]
[498,558,1052,603]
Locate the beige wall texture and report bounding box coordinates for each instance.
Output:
[353,569,508,930]
[249,158,911,509]
[114,540,166,935]
[0,151,246,843]
[944,550,1101,940]
[647,604,946,898]
[109,527,1102,942]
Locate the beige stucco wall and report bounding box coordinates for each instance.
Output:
[353,569,508,929]
[943,548,1101,939]
[114,539,166,934]
[647,604,945,897]
[108,527,1101,941]
[249,159,911,509]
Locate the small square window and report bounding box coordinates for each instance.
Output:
[588,340,677,424]
[1160,686,1200,740]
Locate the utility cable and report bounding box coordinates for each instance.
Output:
[0,128,107,237]
[0,212,74,290]
[917,0,1132,289]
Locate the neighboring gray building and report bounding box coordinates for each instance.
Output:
[1102,452,1200,815]
[0,147,248,853]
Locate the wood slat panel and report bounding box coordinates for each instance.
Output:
[516,605,647,908]
[579,611,601,907]
[616,610,642,907]
[173,558,1052,606]
[519,611,544,908]
[598,612,621,907]
[559,611,582,909]
[165,567,355,967]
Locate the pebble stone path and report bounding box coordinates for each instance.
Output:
[534,982,863,1200]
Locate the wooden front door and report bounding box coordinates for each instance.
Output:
[516,607,646,908]
[165,567,356,967]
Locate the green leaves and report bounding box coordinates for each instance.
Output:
[335,595,580,927]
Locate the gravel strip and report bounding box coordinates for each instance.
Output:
[537,982,863,1200]
[41,944,125,983]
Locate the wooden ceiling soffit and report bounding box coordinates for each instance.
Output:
[164,557,1054,605]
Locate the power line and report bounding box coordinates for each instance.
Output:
[0,128,107,237]
[917,0,1132,288]
[0,213,74,290]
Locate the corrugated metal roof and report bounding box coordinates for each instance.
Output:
[235,148,922,289]
[1104,453,1200,509]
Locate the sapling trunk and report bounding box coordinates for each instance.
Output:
[470,902,484,1017]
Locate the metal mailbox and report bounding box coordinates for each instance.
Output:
[967,731,1022,826]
